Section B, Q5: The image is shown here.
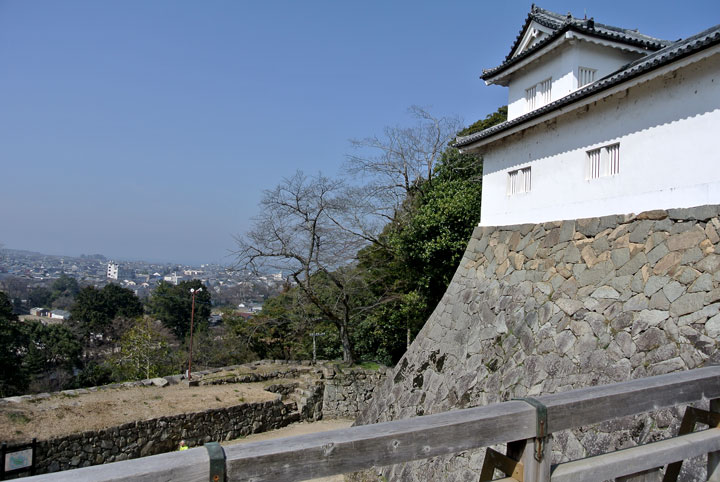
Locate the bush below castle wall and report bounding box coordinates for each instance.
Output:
[355,205,720,481]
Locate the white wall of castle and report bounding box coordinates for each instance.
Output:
[480,49,720,227]
[506,40,640,121]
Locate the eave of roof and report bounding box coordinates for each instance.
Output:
[482,6,671,82]
[455,24,720,150]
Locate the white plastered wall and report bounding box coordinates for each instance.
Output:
[480,50,720,227]
[507,41,641,121]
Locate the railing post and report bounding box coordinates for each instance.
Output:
[708,399,720,481]
[507,436,551,481]
[523,436,552,482]
[509,397,551,482]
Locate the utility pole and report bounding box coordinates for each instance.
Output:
[310,332,325,364]
[187,287,202,380]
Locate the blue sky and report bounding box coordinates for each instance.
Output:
[1,0,718,265]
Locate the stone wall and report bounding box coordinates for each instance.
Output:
[33,397,300,474]
[356,205,720,481]
[321,365,387,419]
[4,361,384,476]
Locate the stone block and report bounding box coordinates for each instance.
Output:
[558,220,576,243]
[696,254,720,273]
[653,252,683,276]
[648,357,685,376]
[670,292,706,316]
[150,377,169,387]
[706,288,720,304]
[611,247,631,268]
[624,293,649,312]
[555,298,584,315]
[705,312,720,338]
[673,266,701,284]
[635,327,667,351]
[667,205,718,221]
[631,310,669,335]
[611,311,634,331]
[591,286,620,299]
[629,220,653,243]
[662,280,685,302]
[646,243,669,265]
[682,247,704,264]
[666,229,706,251]
[649,291,670,310]
[706,223,720,244]
[618,252,648,277]
[700,238,715,255]
[643,275,669,297]
[636,209,668,220]
[563,243,581,263]
[578,260,615,286]
[576,217,601,236]
[689,273,713,292]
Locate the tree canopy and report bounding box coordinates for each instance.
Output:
[235,106,505,366]
[70,284,143,343]
[0,291,27,396]
[147,280,211,340]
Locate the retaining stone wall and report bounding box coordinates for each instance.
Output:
[355,205,720,481]
[3,361,384,477]
[32,398,300,474]
[322,365,387,419]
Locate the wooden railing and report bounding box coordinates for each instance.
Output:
[22,366,720,481]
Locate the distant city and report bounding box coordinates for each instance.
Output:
[0,248,285,313]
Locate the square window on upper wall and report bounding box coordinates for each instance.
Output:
[578,67,597,88]
[586,143,619,180]
[507,167,531,195]
[526,79,551,113]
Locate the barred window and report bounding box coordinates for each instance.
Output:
[586,143,620,179]
[526,78,552,112]
[508,167,532,195]
[525,85,537,111]
[578,66,597,88]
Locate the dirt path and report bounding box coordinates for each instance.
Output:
[0,379,296,443]
[226,418,355,482]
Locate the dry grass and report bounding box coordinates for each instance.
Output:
[0,379,292,443]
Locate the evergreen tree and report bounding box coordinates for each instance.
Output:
[148,280,211,339]
[0,291,29,396]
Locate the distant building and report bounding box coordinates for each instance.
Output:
[30,307,50,317]
[163,272,183,285]
[50,309,71,320]
[107,262,133,281]
[107,262,119,280]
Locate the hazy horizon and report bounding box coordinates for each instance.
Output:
[2,0,718,265]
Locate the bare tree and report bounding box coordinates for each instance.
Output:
[347,106,463,217]
[234,171,368,364]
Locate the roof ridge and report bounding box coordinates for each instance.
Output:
[502,5,671,65]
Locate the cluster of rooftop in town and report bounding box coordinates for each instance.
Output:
[0,248,284,311]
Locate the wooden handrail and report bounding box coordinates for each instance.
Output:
[22,366,720,481]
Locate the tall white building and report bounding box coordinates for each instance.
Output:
[456,6,720,226]
[107,262,119,280]
[107,261,133,281]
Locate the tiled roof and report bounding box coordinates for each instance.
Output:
[456,24,720,149]
[482,5,672,81]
